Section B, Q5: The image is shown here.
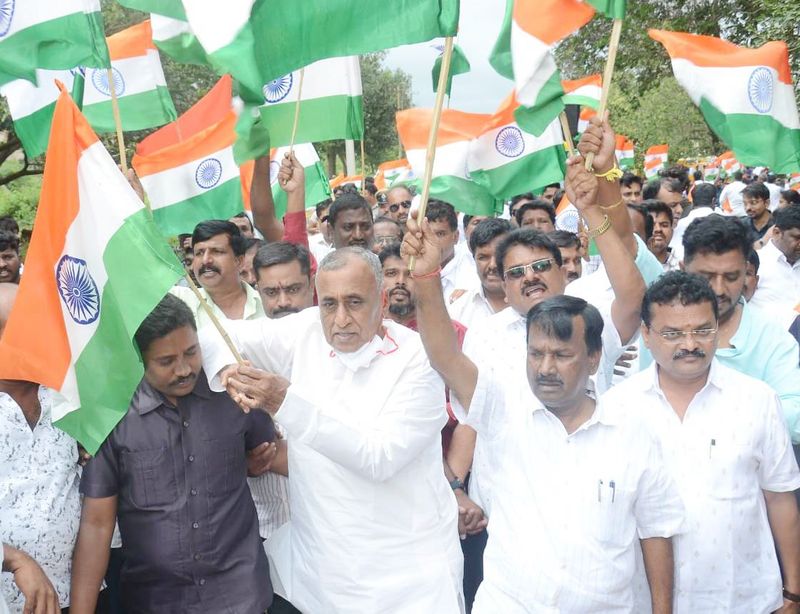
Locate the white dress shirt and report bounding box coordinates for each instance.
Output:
[719,181,746,217]
[602,361,800,614]
[749,239,800,330]
[308,232,333,265]
[669,207,718,263]
[766,182,782,211]
[441,248,480,302]
[446,284,502,330]
[0,388,81,612]
[464,369,684,613]
[201,309,464,613]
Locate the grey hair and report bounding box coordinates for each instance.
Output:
[317,247,383,290]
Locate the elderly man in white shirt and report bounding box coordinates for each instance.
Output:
[200,247,464,613]
[403,175,684,612]
[603,271,800,613]
[749,205,800,330]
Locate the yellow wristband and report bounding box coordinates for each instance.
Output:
[586,215,611,239]
[599,199,623,211]
[594,166,623,182]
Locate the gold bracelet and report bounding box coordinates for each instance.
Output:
[599,199,623,211]
[594,166,623,182]
[586,215,611,239]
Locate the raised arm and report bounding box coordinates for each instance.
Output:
[401,213,479,410]
[278,153,310,250]
[250,155,284,242]
[69,496,117,614]
[565,155,645,345]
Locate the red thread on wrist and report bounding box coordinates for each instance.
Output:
[411,266,442,280]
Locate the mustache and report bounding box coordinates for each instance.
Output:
[389,287,409,297]
[169,373,197,388]
[536,376,563,386]
[522,281,547,294]
[271,307,301,318]
[198,265,221,275]
[673,348,707,360]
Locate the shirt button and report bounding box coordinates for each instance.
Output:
[192,522,199,529]
[193,553,202,561]
[190,488,198,496]
[188,455,195,462]
[199,579,206,586]
[183,420,189,428]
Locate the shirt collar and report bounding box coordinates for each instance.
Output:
[644,358,723,398]
[133,370,213,415]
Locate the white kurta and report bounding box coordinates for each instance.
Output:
[602,361,800,614]
[201,309,464,614]
[749,239,800,330]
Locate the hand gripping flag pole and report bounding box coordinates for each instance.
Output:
[585,18,623,171]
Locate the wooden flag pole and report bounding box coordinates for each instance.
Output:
[183,272,246,364]
[559,112,576,157]
[107,68,128,173]
[360,139,366,186]
[585,18,623,171]
[409,35,454,272]
[288,68,306,154]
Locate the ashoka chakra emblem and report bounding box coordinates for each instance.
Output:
[195,158,223,189]
[269,160,280,185]
[747,67,773,114]
[556,208,580,234]
[57,255,100,325]
[495,126,525,158]
[0,0,15,37]
[263,74,293,103]
[91,67,125,97]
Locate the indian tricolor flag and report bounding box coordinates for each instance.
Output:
[562,74,602,109]
[650,29,800,174]
[132,76,243,235]
[468,93,566,199]
[717,151,741,175]
[396,108,498,216]
[615,134,635,169]
[259,56,363,147]
[150,13,209,66]
[0,86,183,454]
[578,107,596,133]
[788,173,800,192]
[181,0,458,103]
[0,0,109,86]
[82,20,177,133]
[644,144,668,178]
[0,68,78,158]
[117,0,186,19]
[374,159,414,190]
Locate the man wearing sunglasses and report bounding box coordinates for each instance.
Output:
[603,271,800,614]
[385,186,414,228]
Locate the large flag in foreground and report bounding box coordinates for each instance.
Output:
[82,20,177,133]
[650,29,800,174]
[0,86,184,454]
[0,0,110,86]
[468,93,566,199]
[150,13,208,65]
[259,56,363,146]
[181,0,459,102]
[396,108,499,216]
[132,76,243,235]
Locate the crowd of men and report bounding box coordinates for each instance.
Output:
[1,114,800,614]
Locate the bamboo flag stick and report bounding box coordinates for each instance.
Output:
[559,112,576,157]
[409,36,454,272]
[288,68,306,154]
[107,68,128,173]
[360,138,366,186]
[585,18,623,170]
[183,272,245,364]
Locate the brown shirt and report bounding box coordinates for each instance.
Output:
[81,371,273,614]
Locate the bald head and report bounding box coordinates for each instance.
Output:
[0,282,19,337]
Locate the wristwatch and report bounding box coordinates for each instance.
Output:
[449,477,465,492]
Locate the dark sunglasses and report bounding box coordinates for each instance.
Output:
[505,258,555,280]
[388,200,412,213]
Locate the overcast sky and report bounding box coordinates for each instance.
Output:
[384,0,511,114]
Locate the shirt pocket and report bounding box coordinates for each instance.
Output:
[203,435,246,497]
[706,438,753,500]
[591,481,635,546]
[120,447,177,509]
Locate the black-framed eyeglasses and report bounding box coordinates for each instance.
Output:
[388,200,412,213]
[652,328,718,343]
[504,258,555,280]
[320,215,329,224]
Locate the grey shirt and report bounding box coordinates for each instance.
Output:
[80,371,273,614]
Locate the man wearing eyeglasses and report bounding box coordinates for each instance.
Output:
[602,271,800,614]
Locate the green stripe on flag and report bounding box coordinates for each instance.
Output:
[585,0,627,19]
[698,99,800,174]
[83,86,178,133]
[0,12,110,86]
[433,44,471,97]
[471,145,566,200]
[55,208,184,454]
[12,102,57,159]
[405,176,501,217]
[152,179,244,236]
[155,32,209,66]
[489,0,514,80]
[117,0,187,19]
[514,73,565,137]
[260,95,364,147]
[561,94,600,109]
[272,161,332,219]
